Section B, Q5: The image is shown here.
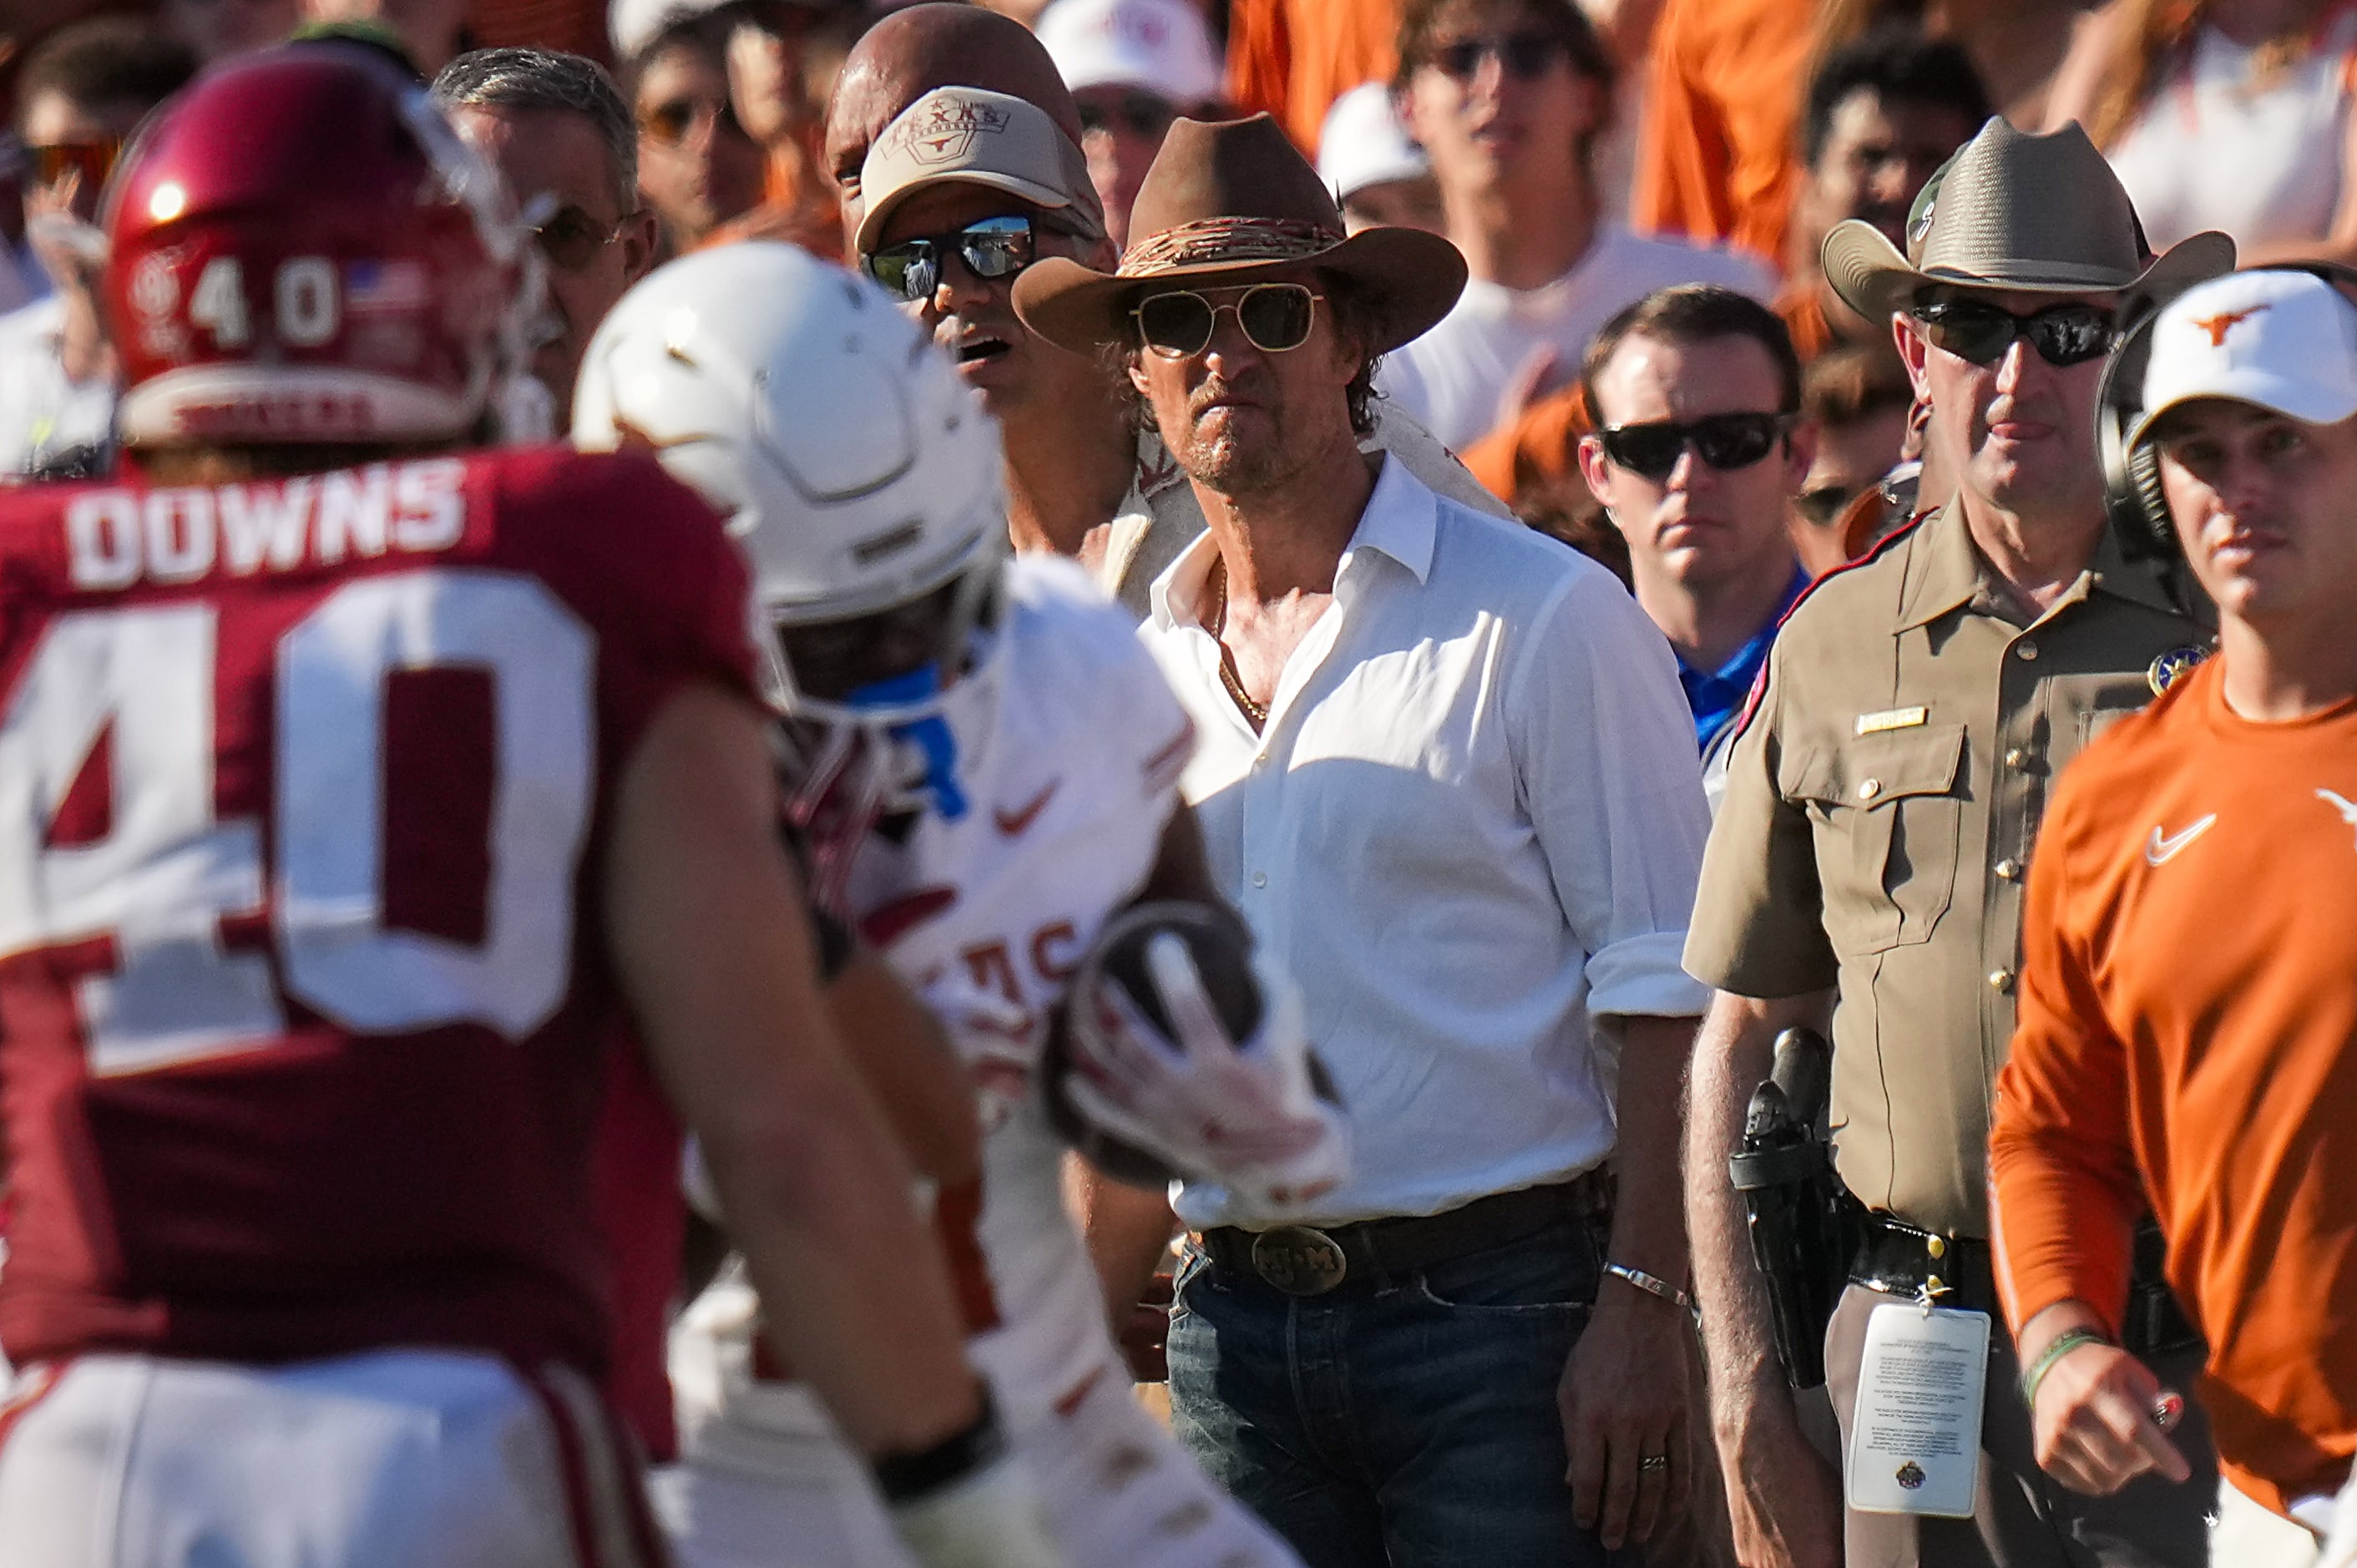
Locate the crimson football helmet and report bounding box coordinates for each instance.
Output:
[104,43,541,448]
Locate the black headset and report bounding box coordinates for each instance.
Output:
[2097,259,2357,572]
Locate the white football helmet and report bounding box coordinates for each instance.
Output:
[574,243,1010,872]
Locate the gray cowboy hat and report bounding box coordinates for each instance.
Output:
[1823,118,2234,321]
[1010,111,1466,355]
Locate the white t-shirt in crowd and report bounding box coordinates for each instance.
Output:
[0,240,51,317]
[0,296,115,478]
[2105,8,2357,254]
[1379,225,1774,452]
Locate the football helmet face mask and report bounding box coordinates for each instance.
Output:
[104,43,543,449]
[574,241,1010,883]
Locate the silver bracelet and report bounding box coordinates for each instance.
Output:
[1604,1261,1696,1313]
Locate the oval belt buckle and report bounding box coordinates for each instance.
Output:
[1250,1226,1348,1297]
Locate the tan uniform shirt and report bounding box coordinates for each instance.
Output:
[1684,499,2210,1237]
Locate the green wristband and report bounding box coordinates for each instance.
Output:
[2020,1327,2111,1409]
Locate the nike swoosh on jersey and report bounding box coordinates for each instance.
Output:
[2144,815,2218,866]
[993,781,1059,837]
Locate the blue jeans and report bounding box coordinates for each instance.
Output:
[1166,1214,1636,1568]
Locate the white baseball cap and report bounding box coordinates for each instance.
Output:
[2132,268,2357,448]
[610,0,731,63]
[1035,0,1224,107]
[1317,82,1429,204]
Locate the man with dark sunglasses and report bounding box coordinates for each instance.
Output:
[1576,286,1813,804]
[437,46,659,415]
[1037,0,1224,252]
[0,18,195,479]
[625,18,764,256]
[1683,119,2232,1568]
[1381,0,1771,453]
[1014,113,1717,1567]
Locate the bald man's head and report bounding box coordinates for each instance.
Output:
[825,3,1085,243]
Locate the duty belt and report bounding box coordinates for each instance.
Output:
[1197,1171,1612,1297]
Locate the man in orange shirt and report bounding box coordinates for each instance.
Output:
[1989,264,2357,1565]
[1631,0,1810,267]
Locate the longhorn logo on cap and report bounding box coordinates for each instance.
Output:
[889,98,1013,165]
[2189,305,2266,347]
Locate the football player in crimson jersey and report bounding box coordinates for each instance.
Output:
[0,43,1062,1568]
[573,241,1349,1568]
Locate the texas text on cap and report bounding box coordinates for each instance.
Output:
[855,87,1106,258]
[2131,268,2357,450]
[1036,0,1223,105]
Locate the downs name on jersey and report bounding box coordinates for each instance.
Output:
[0,446,759,1375]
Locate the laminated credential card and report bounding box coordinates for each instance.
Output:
[1846,1303,1990,1517]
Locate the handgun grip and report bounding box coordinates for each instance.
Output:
[1769,1027,1832,1127]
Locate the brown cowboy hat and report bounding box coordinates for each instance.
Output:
[1011,112,1466,355]
[1823,118,2234,322]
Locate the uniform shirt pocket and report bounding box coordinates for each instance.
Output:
[1783,723,1967,953]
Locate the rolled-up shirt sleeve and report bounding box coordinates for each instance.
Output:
[1988,784,2142,1338]
[1509,568,1712,1020]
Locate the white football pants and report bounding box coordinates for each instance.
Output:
[0,1350,659,1568]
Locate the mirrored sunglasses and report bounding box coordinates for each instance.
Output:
[1909,299,2115,367]
[862,215,1039,302]
[1430,32,1565,81]
[1132,283,1323,359]
[1599,412,1789,480]
[28,139,120,192]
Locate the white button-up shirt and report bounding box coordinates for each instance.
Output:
[1141,457,1711,1230]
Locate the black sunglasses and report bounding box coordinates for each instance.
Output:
[1134,283,1323,358]
[531,205,633,272]
[862,215,1038,301]
[1429,31,1565,81]
[1909,298,2116,367]
[1078,91,1178,139]
[1599,412,1789,480]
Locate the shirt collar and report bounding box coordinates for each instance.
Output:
[1892,496,2184,632]
[1146,453,1436,631]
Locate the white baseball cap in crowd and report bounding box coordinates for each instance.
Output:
[1316,82,1429,204]
[1034,0,1224,107]
[2131,268,2357,450]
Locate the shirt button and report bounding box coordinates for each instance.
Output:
[1251,871,1267,888]
[1988,968,2015,992]
[2004,747,2029,768]
[1856,777,1882,801]
[2016,640,2041,661]
[1995,858,2023,881]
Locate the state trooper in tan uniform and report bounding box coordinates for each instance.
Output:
[1682,120,2230,1568]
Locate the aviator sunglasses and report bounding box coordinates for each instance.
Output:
[1599,412,1789,480]
[862,215,1038,301]
[1908,298,2115,367]
[1132,283,1323,358]
[530,205,635,272]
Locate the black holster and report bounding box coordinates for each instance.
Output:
[1727,1027,1859,1389]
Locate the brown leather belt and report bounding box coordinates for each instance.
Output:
[1196,1171,1613,1297]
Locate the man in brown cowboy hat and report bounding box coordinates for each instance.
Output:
[825,3,1509,613]
[1014,112,1719,1563]
[1682,117,2228,1567]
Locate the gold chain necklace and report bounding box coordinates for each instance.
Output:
[1207,558,1268,728]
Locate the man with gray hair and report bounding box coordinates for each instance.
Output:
[435,46,657,412]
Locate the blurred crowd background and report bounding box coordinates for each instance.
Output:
[3,0,2352,561]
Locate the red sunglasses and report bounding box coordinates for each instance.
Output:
[28,139,122,191]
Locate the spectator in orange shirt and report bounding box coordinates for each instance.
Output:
[1224,0,1404,154]
[1989,264,2357,1565]
[1631,0,1812,267]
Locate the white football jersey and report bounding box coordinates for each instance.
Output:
[672,555,1193,1459]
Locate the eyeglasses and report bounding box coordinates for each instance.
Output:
[1794,481,1859,529]
[1598,412,1789,480]
[1908,298,2115,368]
[1077,91,1178,140]
[1133,283,1323,358]
[638,95,748,148]
[862,215,1038,301]
[1429,32,1565,81]
[531,205,634,271]
[28,139,121,192]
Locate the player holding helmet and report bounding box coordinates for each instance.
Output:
[574,240,1348,1568]
[0,44,1056,1568]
